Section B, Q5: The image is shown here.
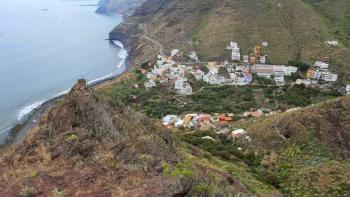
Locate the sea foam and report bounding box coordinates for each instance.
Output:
[17,100,45,121]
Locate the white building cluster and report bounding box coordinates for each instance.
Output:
[144,40,348,92]
[311,60,338,82]
[144,53,193,95]
[251,64,298,86]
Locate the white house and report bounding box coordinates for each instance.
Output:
[229,73,237,81]
[171,49,180,57]
[295,79,312,86]
[217,76,226,84]
[209,76,219,85]
[312,70,338,82]
[314,61,329,70]
[257,72,272,79]
[260,56,266,64]
[346,85,350,94]
[174,78,184,90]
[189,51,199,62]
[145,79,156,88]
[232,129,246,136]
[227,41,241,61]
[243,55,249,63]
[227,67,235,73]
[262,42,269,47]
[274,75,285,86]
[322,72,338,82]
[283,66,298,76]
[273,65,285,76]
[162,115,178,126]
[311,70,323,80]
[327,40,338,46]
[179,83,193,95]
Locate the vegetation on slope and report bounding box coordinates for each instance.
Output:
[97,66,339,119]
[97,70,350,196]
[233,96,350,196]
[0,80,280,196]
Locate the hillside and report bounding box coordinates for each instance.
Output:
[111,0,350,83]
[230,96,350,196]
[95,63,350,196]
[0,80,281,196]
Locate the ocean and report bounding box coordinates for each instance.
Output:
[0,0,126,144]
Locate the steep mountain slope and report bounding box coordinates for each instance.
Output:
[235,96,350,195]
[111,0,350,82]
[303,0,350,44]
[247,96,350,155]
[0,80,281,196]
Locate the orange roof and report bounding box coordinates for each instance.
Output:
[218,115,233,122]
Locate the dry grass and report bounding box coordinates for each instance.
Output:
[35,143,51,164]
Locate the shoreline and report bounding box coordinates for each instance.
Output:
[0,40,131,149]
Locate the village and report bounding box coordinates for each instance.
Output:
[139,41,348,142]
[143,41,342,94]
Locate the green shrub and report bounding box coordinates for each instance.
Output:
[52,187,65,197]
[19,186,37,197]
[65,134,78,142]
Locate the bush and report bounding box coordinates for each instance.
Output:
[19,186,37,197]
[66,134,78,142]
[52,187,65,197]
[288,59,310,72]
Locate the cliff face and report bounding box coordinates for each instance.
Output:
[96,0,147,15]
[110,0,350,75]
[0,80,281,196]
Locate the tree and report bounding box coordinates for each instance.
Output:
[288,59,310,72]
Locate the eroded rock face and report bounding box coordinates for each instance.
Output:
[51,79,119,138]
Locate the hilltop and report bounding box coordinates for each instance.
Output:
[111,0,350,83]
[0,80,280,196]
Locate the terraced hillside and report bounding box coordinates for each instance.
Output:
[111,0,350,83]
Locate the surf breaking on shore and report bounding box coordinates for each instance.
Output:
[0,40,128,145]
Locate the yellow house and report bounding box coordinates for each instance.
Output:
[306,68,314,79]
[254,45,262,58]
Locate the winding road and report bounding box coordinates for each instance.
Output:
[120,22,164,54]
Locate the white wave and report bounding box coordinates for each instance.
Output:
[0,125,13,137]
[53,88,70,98]
[88,72,114,85]
[17,100,45,121]
[112,40,128,59]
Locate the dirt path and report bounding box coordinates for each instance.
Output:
[119,22,164,54]
[139,24,164,54]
